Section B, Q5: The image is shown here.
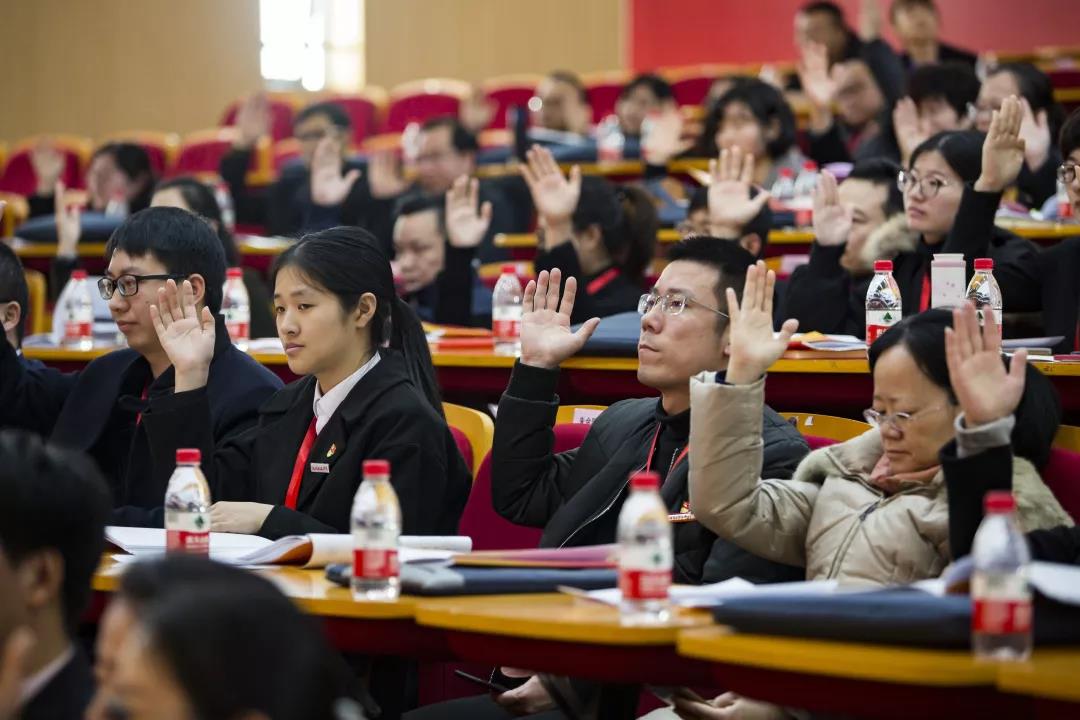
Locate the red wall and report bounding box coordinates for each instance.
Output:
[629,0,1080,69]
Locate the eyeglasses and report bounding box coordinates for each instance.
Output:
[862,404,948,432]
[638,292,728,319]
[97,274,188,300]
[1059,162,1079,185]
[897,170,951,198]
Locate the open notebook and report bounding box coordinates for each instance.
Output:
[105,527,471,568]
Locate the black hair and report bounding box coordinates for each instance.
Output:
[137,558,354,720]
[419,115,479,154]
[868,309,1060,469]
[848,158,905,216]
[0,243,29,343]
[395,192,447,238]
[572,177,657,281]
[702,79,798,160]
[890,0,938,21]
[620,73,674,103]
[665,237,756,334]
[685,186,772,259]
[272,226,443,416]
[1061,107,1080,159]
[988,63,1067,143]
[909,129,983,184]
[92,142,155,213]
[0,431,110,633]
[106,206,227,314]
[294,101,352,131]
[800,1,846,25]
[119,553,252,609]
[907,62,981,118]
[153,176,239,266]
[548,70,589,103]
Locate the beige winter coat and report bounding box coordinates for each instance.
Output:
[688,374,1073,586]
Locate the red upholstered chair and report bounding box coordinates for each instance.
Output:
[385,78,472,133]
[169,129,274,187]
[0,135,92,195]
[482,74,543,130]
[583,71,632,123]
[322,88,388,146]
[781,412,871,451]
[100,131,181,177]
[1047,425,1080,521]
[219,95,297,143]
[448,427,473,479]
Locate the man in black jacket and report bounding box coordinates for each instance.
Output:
[0,208,282,525]
[0,431,110,720]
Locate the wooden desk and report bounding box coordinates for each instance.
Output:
[997,649,1080,705]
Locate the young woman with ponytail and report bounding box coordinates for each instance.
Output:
[522,145,658,325]
[139,226,471,539]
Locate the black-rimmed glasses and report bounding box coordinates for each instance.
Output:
[97,274,188,300]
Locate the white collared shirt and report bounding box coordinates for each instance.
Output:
[20,645,74,706]
[312,352,380,435]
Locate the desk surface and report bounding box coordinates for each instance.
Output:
[11,235,294,259]
[996,649,1080,703]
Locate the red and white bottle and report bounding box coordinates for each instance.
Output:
[492,265,523,354]
[351,459,401,601]
[61,269,94,350]
[865,260,902,346]
[164,449,211,555]
[221,267,250,351]
[617,471,672,625]
[965,258,1003,332]
[792,160,819,227]
[972,491,1032,661]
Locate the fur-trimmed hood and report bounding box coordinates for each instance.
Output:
[857,213,920,270]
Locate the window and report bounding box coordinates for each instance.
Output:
[259,0,364,92]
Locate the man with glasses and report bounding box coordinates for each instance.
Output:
[0,207,282,526]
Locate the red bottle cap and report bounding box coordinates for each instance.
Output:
[176,448,201,464]
[71,269,88,280]
[802,160,818,171]
[630,471,660,490]
[874,260,893,272]
[363,459,391,476]
[984,490,1015,513]
[779,167,795,177]
[227,267,243,278]
[973,258,994,270]
[501,264,518,275]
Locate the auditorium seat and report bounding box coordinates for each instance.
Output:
[322,88,389,146]
[169,129,273,186]
[271,138,303,173]
[0,134,92,196]
[1047,425,1080,521]
[781,412,871,450]
[664,65,733,107]
[583,70,631,123]
[482,74,543,129]
[443,402,494,478]
[100,131,181,177]
[0,192,29,238]
[385,78,472,134]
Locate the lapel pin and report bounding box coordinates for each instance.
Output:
[327,443,337,458]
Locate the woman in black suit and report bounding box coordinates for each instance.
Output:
[141,226,471,539]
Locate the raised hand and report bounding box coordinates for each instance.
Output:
[1018,97,1052,173]
[53,181,82,257]
[518,268,600,369]
[893,97,929,165]
[234,93,271,149]
[858,0,883,41]
[812,169,852,247]
[974,95,1026,193]
[150,279,216,393]
[445,175,492,249]
[367,151,409,199]
[309,137,361,206]
[945,301,1026,427]
[31,140,64,196]
[707,146,770,238]
[520,145,581,225]
[641,107,692,165]
[210,501,274,534]
[724,261,799,385]
[797,42,837,113]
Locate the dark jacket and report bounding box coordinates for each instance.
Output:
[533,241,642,325]
[1017,148,1063,212]
[404,245,481,327]
[941,440,1080,564]
[783,188,1042,337]
[490,362,808,585]
[0,318,282,524]
[900,43,978,72]
[142,350,472,539]
[18,649,94,720]
[1039,238,1080,353]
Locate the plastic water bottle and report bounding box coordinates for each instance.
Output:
[965,258,1003,332]
[972,491,1032,661]
[597,114,625,164]
[1056,178,1074,220]
[617,471,673,625]
[351,459,401,601]
[401,121,422,166]
[104,191,129,219]
[492,265,523,354]
[164,449,211,555]
[221,267,251,351]
[61,269,94,350]
[792,161,819,227]
[769,167,796,203]
[865,260,902,346]
[212,179,236,231]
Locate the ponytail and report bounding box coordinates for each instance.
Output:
[388,297,444,417]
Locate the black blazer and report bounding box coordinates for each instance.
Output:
[143,350,472,539]
[19,650,94,720]
[0,319,283,524]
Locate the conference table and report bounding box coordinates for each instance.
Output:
[89,560,1080,719]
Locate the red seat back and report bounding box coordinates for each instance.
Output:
[220,98,296,142]
[670,75,715,107]
[448,426,474,478]
[585,81,624,123]
[804,435,838,451]
[322,94,385,145]
[1042,447,1080,522]
[385,80,469,134]
[0,146,85,195]
[484,84,537,130]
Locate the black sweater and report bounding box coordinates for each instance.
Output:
[533,241,642,325]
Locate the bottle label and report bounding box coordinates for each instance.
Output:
[619,545,672,600]
[973,598,1032,634]
[973,307,1003,330]
[225,321,250,342]
[353,548,399,580]
[866,310,900,345]
[64,321,92,341]
[165,511,210,554]
[492,305,522,342]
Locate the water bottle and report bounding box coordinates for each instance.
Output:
[865,260,902,346]
[1057,177,1074,220]
[61,269,94,351]
[351,459,401,601]
[972,491,1032,661]
[597,114,625,164]
[221,267,251,351]
[213,179,236,231]
[769,167,796,204]
[164,449,212,555]
[104,191,129,219]
[492,265,523,354]
[792,161,819,227]
[617,471,673,625]
[401,121,422,166]
[965,258,1003,332]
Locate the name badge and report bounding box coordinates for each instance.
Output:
[310,462,331,474]
[668,512,696,523]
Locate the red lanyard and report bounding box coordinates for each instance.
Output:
[135,384,149,427]
[644,424,690,477]
[284,418,318,509]
[919,273,931,312]
[586,268,620,296]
